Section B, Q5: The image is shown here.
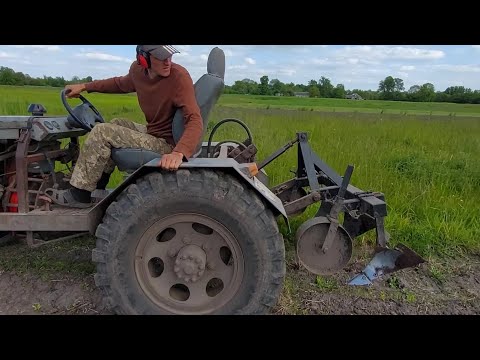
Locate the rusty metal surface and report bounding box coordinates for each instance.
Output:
[283,190,317,217]
[15,129,30,213]
[0,206,101,232]
[134,213,244,314]
[296,216,353,275]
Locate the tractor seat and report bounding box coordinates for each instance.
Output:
[111,46,225,172]
[111,148,169,171]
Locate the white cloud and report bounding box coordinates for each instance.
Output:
[397,71,409,78]
[10,45,61,51]
[176,45,191,52]
[245,57,256,65]
[0,51,16,58]
[310,58,330,65]
[400,65,416,71]
[228,65,248,70]
[434,64,480,72]
[277,68,296,76]
[472,45,480,49]
[75,52,132,63]
[337,46,444,60]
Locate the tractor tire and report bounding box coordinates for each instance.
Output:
[92,169,285,315]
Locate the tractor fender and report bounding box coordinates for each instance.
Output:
[143,157,290,231]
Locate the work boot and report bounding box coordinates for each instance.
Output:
[96,172,111,190]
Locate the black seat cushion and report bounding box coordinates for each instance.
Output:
[111,148,162,171]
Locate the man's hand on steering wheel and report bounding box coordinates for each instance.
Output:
[61,88,104,131]
[65,84,87,98]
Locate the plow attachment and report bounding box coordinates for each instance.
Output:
[348,244,426,286]
[262,132,426,285]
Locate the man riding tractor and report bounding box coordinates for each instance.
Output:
[45,45,202,208]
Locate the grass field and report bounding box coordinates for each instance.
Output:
[218,94,480,117]
[1,85,479,259]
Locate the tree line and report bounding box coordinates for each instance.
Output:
[1,66,480,104]
[0,66,92,88]
[224,75,480,104]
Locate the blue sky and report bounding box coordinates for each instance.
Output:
[1,45,479,91]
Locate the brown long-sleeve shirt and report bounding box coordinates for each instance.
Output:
[84,62,203,158]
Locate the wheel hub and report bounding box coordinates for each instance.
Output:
[134,213,245,314]
[173,244,207,283]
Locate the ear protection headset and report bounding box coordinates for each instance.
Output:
[136,45,151,70]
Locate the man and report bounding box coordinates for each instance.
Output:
[45,45,203,208]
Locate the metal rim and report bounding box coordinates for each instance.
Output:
[134,213,245,314]
[296,217,353,275]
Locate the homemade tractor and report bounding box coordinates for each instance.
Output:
[0,47,424,315]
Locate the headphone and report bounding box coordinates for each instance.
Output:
[136,45,151,70]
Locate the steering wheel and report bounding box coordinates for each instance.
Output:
[61,89,105,131]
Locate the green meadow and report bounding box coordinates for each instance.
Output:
[1,85,479,259]
[218,94,480,117]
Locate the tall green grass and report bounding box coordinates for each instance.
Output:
[209,107,480,257]
[1,86,479,257]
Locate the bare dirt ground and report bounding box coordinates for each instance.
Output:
[0,235,479,315]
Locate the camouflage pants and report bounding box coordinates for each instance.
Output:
[70,118,173,192]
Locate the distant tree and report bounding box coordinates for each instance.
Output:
[408,85,421,94]
[378,76,396,99]
[318,76,334,98]
[259,75,269,95]
[417,83,435,102]
[269,78,284,95]
[332,84,346,98]
[394,78,405,92]
[309,85,320,97]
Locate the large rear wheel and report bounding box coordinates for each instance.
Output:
[92,169,285,315]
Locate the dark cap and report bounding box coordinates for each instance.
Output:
[139,45,180,60]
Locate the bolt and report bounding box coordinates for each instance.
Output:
[174,266,180,273]
[182,236,191,244]
[202,243,210,251]
[175,259,180,265]
[198,263,205,270]
[181,255,187,260]
[191,276,198,282]
[195,258,202,264]
[184,265,194,275]
[198,270,205,277]
[184,277,190,283]
[168,248,177,257]
[188,255,194,260]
